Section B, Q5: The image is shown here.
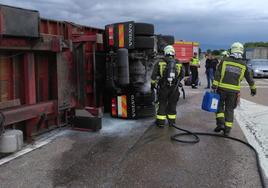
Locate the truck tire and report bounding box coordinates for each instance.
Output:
[157,35,174,52]
[161,35,175,45]
[135,93,154,106]
[135,36,154,49]
[136,104,155,118]
[134,23,154,36]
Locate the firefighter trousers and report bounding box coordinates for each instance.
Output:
[156,84,180,126]
[216,89,238,129]
[190,66,198,87]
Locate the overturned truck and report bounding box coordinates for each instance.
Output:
[105,22,174,119]
[0,4,174,145]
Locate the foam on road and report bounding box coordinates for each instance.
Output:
[235,98,268,178]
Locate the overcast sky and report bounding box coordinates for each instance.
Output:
[1,0,268,50]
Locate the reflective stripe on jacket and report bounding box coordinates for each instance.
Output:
[190,57,199,66]
[212,57,256,92]
[158,62,182,77]
[151,57,184,84]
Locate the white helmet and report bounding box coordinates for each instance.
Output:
[164,45,175,56]
[231,42,244,54]
[221,50,229,57]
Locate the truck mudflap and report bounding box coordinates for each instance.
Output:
[72,108,103,132]
[111,93,155,119]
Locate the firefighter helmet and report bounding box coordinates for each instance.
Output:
[221,50,229,57]
[231,42,244,54]
[164,45,175,56]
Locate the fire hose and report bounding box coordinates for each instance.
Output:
[169,82,266,188]
[152,80,266,187]
[170,124,266,188]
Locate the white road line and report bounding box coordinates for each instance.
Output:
[235,99,268,178]
[255,80,268,85]
[241,86,268,88]
[185,90,205,94]
[259,79,268,84]
[241,79,268,88]
[242,79,268,85]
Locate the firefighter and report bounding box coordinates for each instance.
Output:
[190,52,200,89]
[151,45,184,127]
[212,42,256,135]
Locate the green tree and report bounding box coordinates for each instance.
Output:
[212,50,221,56]
[244,42,268,48]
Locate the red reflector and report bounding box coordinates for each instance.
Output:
[111,98,117,116]
[108,26,114,46]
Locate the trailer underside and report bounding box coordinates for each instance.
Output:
[0,5,105,141]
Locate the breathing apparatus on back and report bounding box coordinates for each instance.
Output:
[163,45,177,86]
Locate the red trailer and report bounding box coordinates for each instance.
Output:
[0,4,105,141]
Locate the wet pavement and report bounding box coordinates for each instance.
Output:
[0,89,266,188]
[0,61,267,188]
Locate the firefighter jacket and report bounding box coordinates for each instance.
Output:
[190,57,200,67]
[212,56,256,93]
[151,57,184,86]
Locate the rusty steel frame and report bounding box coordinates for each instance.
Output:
[0,5,105,141]
[2,101,56,126]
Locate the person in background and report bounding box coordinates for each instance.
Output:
[190,52,200,89]
[205,54,219,89]
[211,55,219,75]
[205,53,213,89]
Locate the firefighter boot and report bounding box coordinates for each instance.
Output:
[155,119,165,128]
[168,119,175,127]
[224,126,231,136]
[157,124,165,128]
[214,124,225,132]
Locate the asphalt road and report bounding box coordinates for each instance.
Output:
[240,78,268,105]
[0,60,267,188]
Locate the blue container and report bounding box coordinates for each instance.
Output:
[201,91,220,112]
